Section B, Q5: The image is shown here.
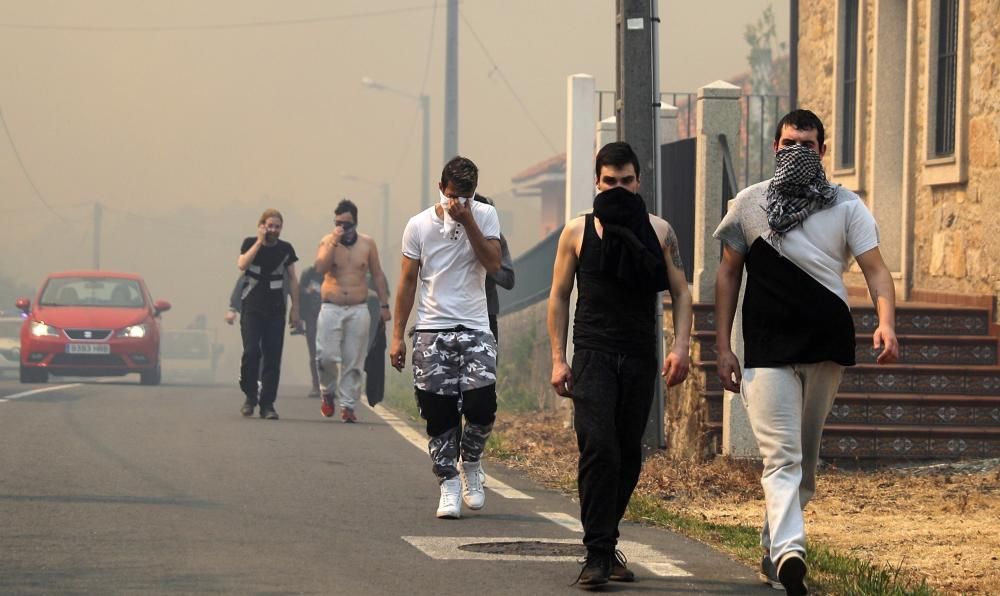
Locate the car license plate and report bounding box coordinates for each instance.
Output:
[66,343,111,354]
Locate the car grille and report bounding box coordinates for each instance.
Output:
[65,329,113,340]
[51,354,126,367]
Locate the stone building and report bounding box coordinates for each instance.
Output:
[798,0,1000,305]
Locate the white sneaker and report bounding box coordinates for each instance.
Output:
[461,460,486,510]
[436,478,462,519]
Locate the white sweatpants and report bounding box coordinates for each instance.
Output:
[742,361,844,563]
[315,303,370,409]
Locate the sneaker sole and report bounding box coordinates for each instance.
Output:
[435,511,460,519]
[778,556,808,596]
[758,572,784,590]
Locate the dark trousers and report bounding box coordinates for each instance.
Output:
[364,320,387,406]
[239,310,285,409]
[416,385,498,480]
[570,348,657,555]
[304,313,319,390]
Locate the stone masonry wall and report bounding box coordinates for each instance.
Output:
[799,0,1000,313]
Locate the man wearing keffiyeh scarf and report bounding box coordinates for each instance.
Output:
[714,110,899,596]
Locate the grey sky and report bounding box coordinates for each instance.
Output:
[0,1,787,369]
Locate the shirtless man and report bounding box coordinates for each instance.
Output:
[314,199,391,422]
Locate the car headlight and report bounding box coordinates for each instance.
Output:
[117,324,148,339]
[30,321,60,337]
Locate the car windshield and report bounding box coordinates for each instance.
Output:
[162,332,209,359]
[38,277,146,308]
[0,320,22,339]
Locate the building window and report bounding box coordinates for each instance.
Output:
[934,0,959,157]
[839,0,859,169]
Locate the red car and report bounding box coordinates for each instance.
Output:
[17,271,171,385]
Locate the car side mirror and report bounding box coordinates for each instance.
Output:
[153,300,172,316]
[15,297,31,313]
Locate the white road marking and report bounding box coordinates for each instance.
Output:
[0,383,82,403]
[402,536,691,577]
[537,511,584,533]
[367,403,533,500]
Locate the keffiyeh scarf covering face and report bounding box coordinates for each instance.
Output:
[765,144,838,242]
[592,186,669,293]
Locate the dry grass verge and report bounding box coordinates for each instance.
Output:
[488,411,1000,595]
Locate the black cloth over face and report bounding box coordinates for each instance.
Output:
[591,187,669,293]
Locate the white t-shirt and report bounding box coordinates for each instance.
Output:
[401,201,501,331]
[713,180,880,306]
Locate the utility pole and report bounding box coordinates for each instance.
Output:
[92,201,102,270]
[380,182,392,286]
[420,94,431,210]
[443,0,459,161]
[616,0,666,452]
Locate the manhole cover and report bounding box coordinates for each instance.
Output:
[459,541,585,557]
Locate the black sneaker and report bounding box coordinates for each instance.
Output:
[573,552,611,587]
[240,399,256,417]
[259,408,279,420]
[777,551,808,596]
[759,554,783,590]
[610,549,635,582]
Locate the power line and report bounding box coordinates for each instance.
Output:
[0,5,436,32]
[0,104,69,223]
[459,10,559,154]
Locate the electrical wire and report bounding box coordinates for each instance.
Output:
[459,10,559,154]
[0,5,437,32]
[0,105,70,223]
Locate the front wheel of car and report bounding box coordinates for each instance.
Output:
[140,364,161,386]
[19,365,48,384]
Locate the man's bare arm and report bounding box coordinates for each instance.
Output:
[389,256,420,370]
[547,221,580,397]
[715,245,745,392]
[661,223,693,386]
[314,234,337,275]
[855,247,899,364]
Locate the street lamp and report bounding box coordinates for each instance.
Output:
[362,76,431,211]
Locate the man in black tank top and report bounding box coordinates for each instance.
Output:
[547,142,693,586]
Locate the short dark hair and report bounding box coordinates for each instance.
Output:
[335,199,358,224]
[594,141,641,180]
[774,109,826,147]
[440,156,479,195]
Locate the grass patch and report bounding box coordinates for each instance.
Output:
[627,494,937,596]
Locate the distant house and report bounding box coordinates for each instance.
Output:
[510,153,566,240]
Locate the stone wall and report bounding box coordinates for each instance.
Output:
[798,0,1000,314]
[496,300,564,412]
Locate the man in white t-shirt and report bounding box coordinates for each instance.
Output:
[714,109,899,595]
[390,156,502,520]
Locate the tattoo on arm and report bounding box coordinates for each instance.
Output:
[666,227,684,269]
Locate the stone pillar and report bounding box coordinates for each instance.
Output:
[692,80,741,303]
[660,104,679,145]
[721,236,759,459]
[596,115,617,156]
[566,74,596,221]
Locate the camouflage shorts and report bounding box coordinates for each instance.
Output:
[411,329,497,396]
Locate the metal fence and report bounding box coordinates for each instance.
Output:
[496,225,562,316]
[596,90,789,188]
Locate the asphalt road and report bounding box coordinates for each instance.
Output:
[0,377,773,595]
